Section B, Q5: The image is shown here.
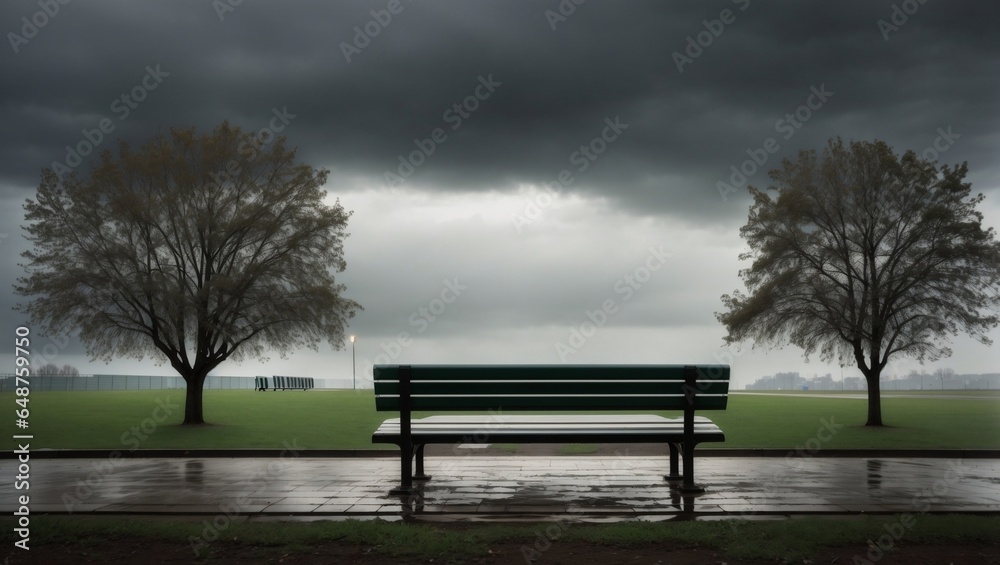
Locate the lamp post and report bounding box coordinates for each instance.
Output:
[350,335,356,390]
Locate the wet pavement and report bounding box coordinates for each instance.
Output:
[3,455,998,521]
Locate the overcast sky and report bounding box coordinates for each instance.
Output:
[2,1,998,389]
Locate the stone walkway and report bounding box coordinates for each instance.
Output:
[3,455,998,521]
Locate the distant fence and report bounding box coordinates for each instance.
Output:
[1,374,257,392]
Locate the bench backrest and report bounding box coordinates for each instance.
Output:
[373,364,729,412]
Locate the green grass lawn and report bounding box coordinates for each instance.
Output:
[3,389,998,450]
[6,514,1000,561]
[711,393,1000,449]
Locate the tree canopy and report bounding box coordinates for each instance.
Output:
[717,138,1000,426]
[17,122,361,423]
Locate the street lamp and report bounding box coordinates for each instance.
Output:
[350,335,356,390]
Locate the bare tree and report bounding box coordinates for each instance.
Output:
[717,138,1000,426]
[17,122,361,424]
[34,363,80,376]
[36,363,60,376]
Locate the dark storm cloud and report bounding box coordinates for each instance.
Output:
[2,0,998,378]
[3,0,998,218]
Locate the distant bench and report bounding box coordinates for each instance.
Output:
[255,376,314,391]
[371,364,730,494]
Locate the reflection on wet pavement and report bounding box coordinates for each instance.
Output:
[867,459,883,490]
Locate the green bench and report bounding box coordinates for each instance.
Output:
[372,364,730,494]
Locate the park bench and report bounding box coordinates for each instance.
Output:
[371,364,729,494]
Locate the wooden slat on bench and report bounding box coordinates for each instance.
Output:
[372,415,726,444]
[375,395,728,411]
[380,414,716,425]
[372,415,724,429]
[374,364,730,381]
[374,380,730,396]
[373,364,730,412]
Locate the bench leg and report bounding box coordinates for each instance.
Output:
[413,444,432,481]
[390,443,419,495]
[664,443,681,481]
[679,442,705,493]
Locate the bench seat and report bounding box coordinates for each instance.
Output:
[372,414,724,444]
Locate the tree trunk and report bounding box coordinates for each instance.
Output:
[183,372,208,425]
[864,367,883,427]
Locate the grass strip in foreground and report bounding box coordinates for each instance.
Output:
[4,514,999,561]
